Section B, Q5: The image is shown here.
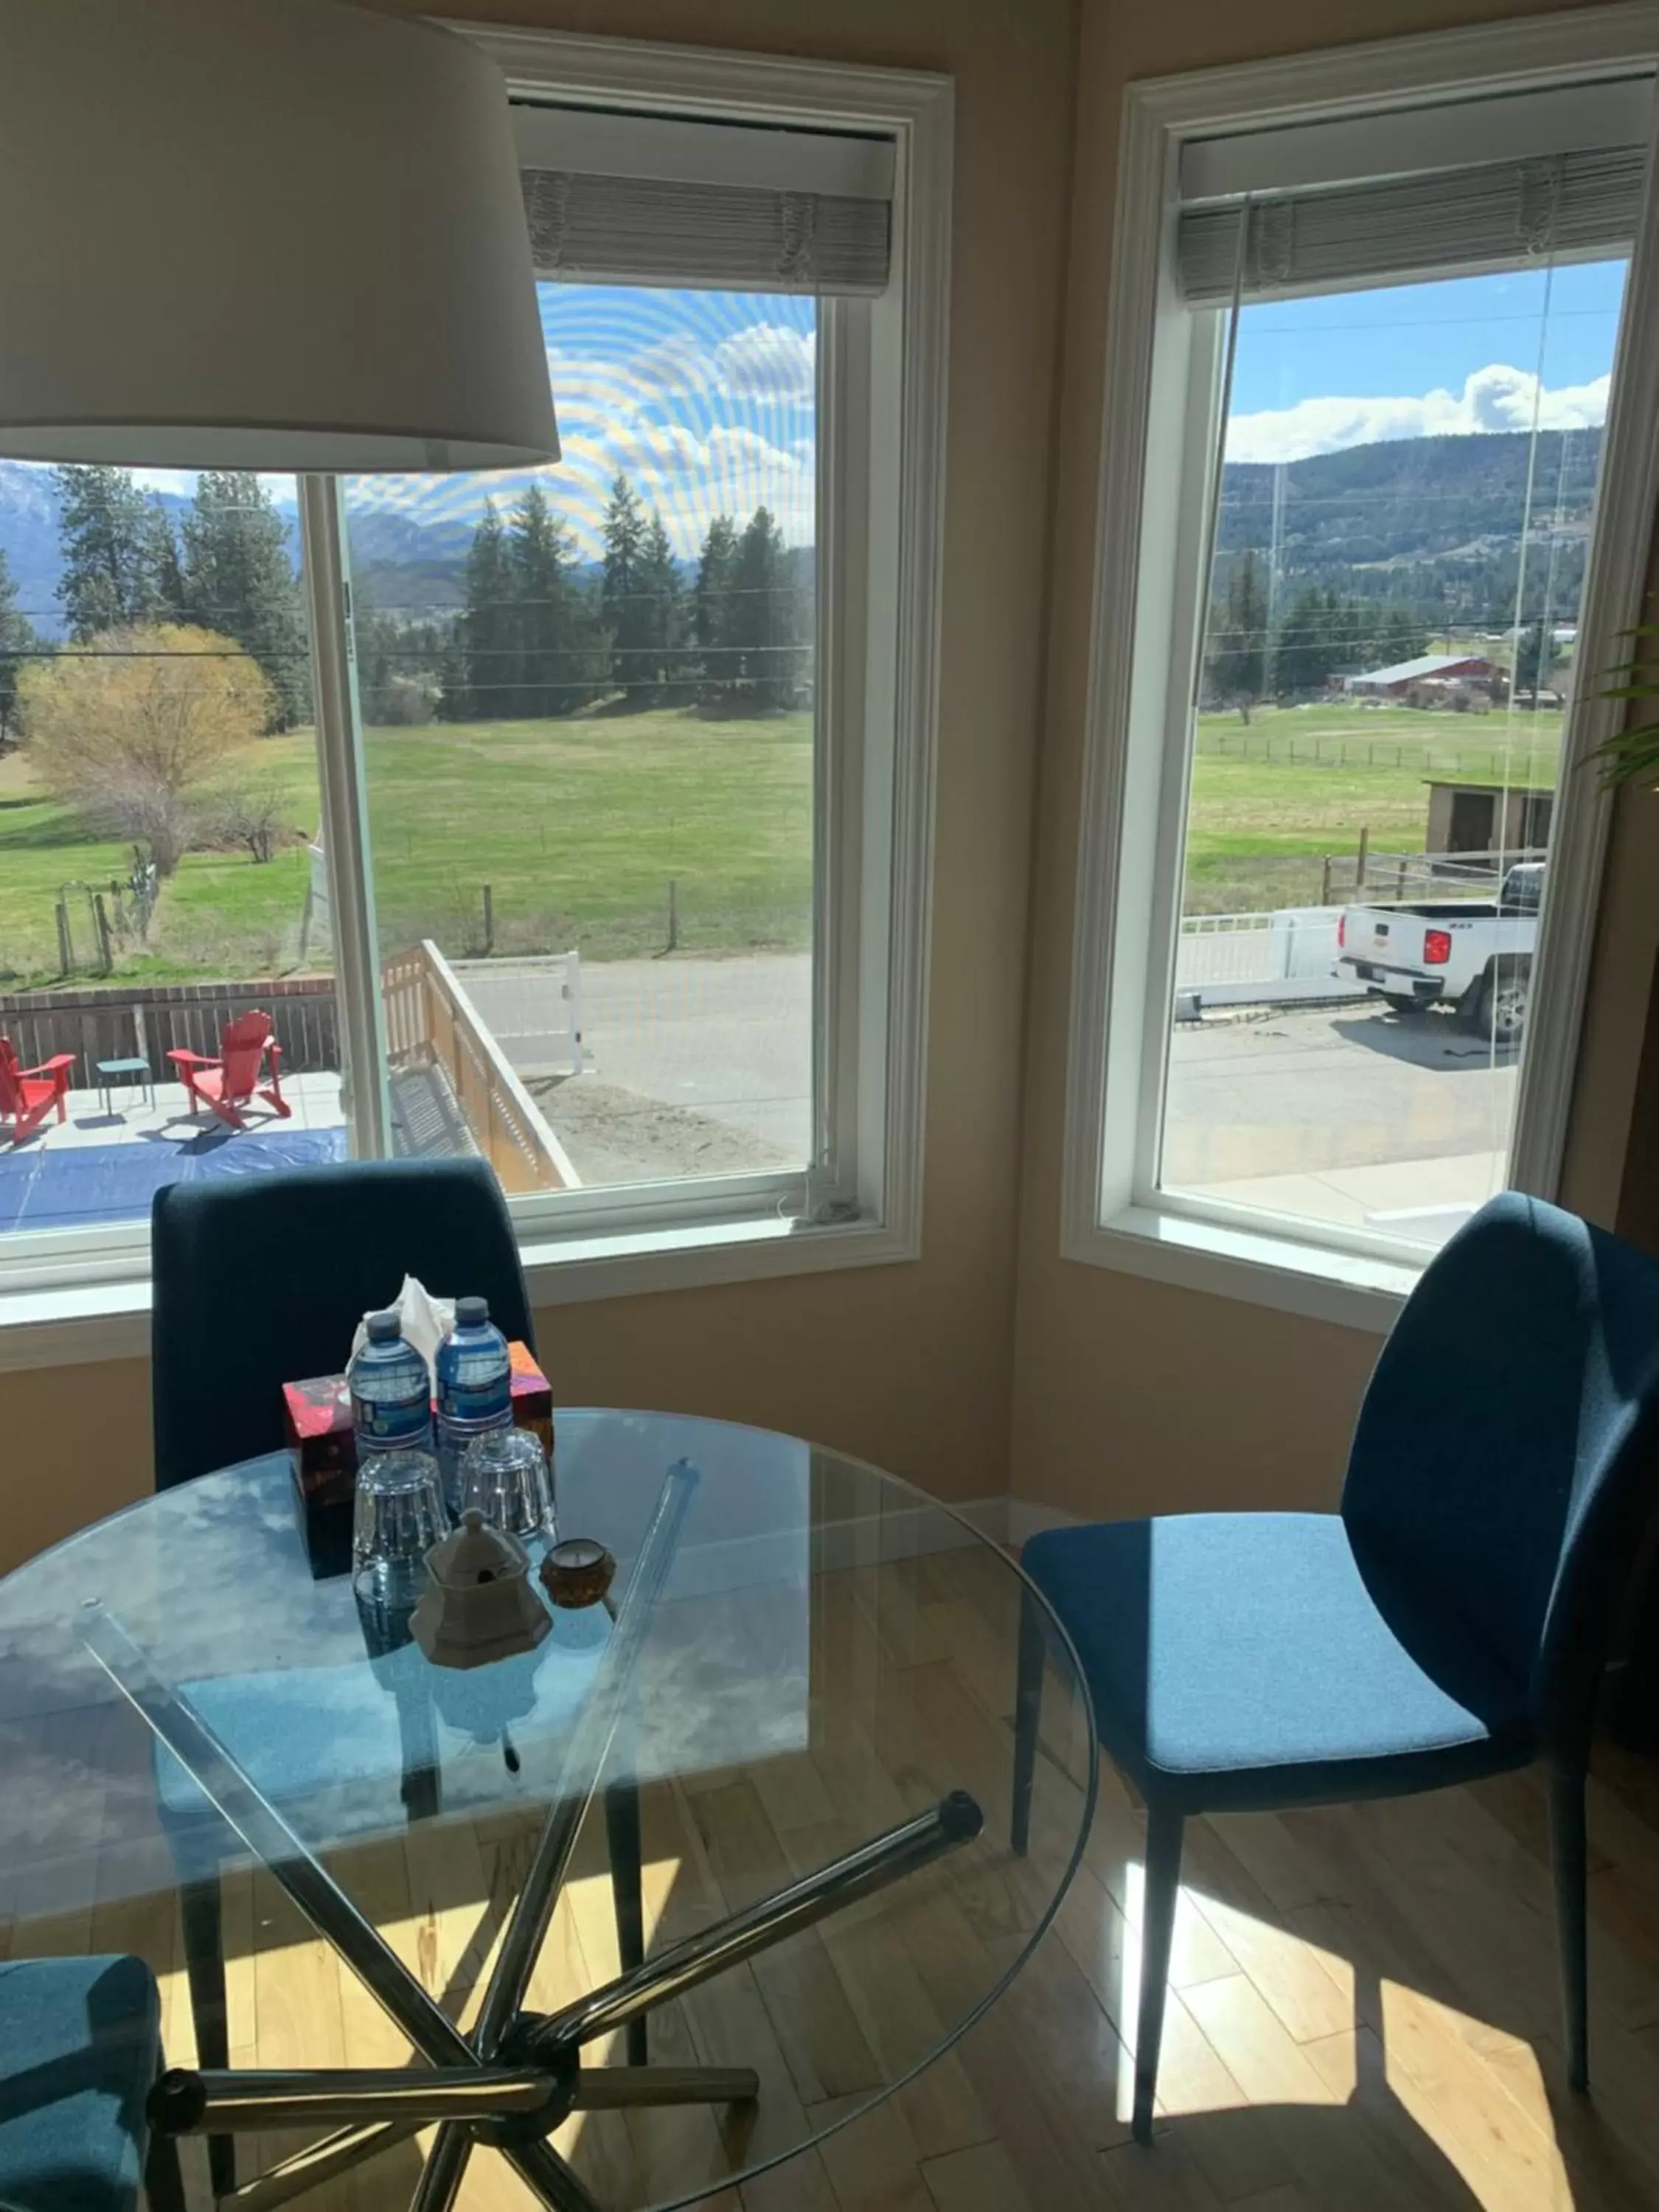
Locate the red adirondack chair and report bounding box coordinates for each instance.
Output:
[0,1038,76,1145]
[168,1010,291,1133]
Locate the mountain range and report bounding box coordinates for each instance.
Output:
[0,465,592,636]
[1215,425,1604,625]
[0,423,1607,639]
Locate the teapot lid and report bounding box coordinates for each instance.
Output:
[425,1508,529,1588]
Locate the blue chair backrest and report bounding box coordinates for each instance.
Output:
[151,1156,535,1489]
[1342,1193,1659,1756]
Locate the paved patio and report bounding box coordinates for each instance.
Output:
[0,1074,347,1233]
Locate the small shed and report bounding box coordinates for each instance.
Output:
[1425,779,1553,857]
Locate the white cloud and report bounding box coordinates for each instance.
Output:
[1225,363,1611,465]
[624,335,714,397]
[128,467,199,498]
[554,418,815,557]
[714,324,815,401]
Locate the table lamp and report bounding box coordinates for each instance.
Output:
[0,0,558,470]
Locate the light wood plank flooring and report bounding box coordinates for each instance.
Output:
[8,1545,1659,2211]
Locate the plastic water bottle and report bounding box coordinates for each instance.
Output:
[435,1295,512,1500]
[348,1312,434,1458]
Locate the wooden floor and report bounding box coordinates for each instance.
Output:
[9,1545,1659,2212]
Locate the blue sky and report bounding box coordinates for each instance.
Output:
[128,286,819,563]
[1225,257,1627,462]
[345,285,818,561]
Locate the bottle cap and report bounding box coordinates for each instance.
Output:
[456,1295,490,1327]
[365,1311,400,1342]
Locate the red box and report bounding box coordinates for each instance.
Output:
[282,1343,553,1576]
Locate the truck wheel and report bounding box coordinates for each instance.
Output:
[1382,994,1426,1016]
[1468,959,1529,1048]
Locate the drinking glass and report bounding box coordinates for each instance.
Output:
[456,1426,554,1543]
[352,1447,449,1606]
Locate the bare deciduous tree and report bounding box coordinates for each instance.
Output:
[16,623,274,877]
[206,778,293,864]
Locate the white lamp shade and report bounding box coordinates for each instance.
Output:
[0,0,559,471]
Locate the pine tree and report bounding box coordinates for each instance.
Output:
[694,515,739,705]
[436,635,469,722]
[145,507,189,622]
[0,548,40,740]
[1208,549,1267,722]
[459,500,517,720]
[639,509,682,697]
[1514,618,1558,702]
[732,506,796,711]
[52,465,170,639]
[1378,605,1428,666]
[509,484,582,719]
[1272,584,1332,698]
[180,471,310,728]
[600,475,650,703]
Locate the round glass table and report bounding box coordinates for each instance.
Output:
[0,1410,1095,2211]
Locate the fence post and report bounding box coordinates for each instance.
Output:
[482,883,494,956]
[1321,855,1332,905]
[55,900,73,975]
[1356,826,1370,893]
[93,894,114,976]
[667,879,679,953]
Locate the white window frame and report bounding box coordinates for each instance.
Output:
[0,29,952,1370]
[1062,1,1659,1335]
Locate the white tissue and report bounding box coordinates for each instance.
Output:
[349,1275,455,1388]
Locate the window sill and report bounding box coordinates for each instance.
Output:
[1064,1202,1416,1334]
[0,1209,919,1376]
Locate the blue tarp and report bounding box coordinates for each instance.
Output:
[0,1126,348,1233]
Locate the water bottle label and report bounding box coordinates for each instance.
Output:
[439,1377,512,1426]
[352,1392,432,1448]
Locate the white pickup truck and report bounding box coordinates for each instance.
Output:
[1333,862,1543,1046]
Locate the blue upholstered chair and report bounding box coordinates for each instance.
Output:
[0,1955,183,2212]
[151,1155,533,1491]
[1014,1194,1659,2144]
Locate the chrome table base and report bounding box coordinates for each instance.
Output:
[80,1464,984,2211]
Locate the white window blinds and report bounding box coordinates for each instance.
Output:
[1174,78,1652,305]
[512,103,896,294]
[1178,148,1644,303]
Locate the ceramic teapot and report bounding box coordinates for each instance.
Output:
[411,1509,552,1670]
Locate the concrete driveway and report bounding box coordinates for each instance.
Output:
[509,950,1516,1234]
[1164,1000,1517,1235]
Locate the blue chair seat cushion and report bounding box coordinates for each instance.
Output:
[1022,1512,1537,1814]
[0,1955,159,2212]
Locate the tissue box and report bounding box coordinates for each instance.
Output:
[282,1373,358,1578]
[282,1345,554,1577]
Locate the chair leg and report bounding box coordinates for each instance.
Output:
[606,1776,648,2067]
[180,1871,236,2199]
[1011,1584,1045,1856]
[1133,1802,1185,2145]
[144,2113,189,2212]
[1549,1764,1590,2093]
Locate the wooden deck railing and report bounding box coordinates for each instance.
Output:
[0,975,338,1079]
[382,942,579,1194]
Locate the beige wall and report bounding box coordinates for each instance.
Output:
[1009,0,1659,1524]
[0,0,1079,1573]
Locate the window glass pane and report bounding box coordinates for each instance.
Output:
[0,462,334,1244]
[1158,257,1628,1249]
[344,284,816,1196]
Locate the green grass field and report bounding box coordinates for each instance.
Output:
[0,707,814,987]
[0,698,1565,987]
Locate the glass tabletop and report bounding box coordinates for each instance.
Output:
[0,1408,1095,2210]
